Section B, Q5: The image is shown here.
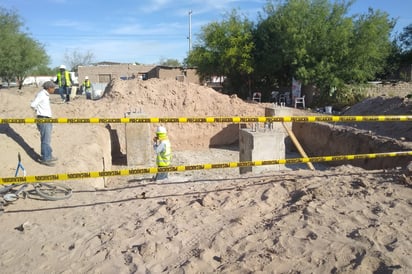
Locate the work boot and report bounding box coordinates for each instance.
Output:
[38,159,55,166]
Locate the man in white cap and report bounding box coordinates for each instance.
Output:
[55,64,73,103]
[31,81,59,166]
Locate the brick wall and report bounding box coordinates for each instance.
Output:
[78,64,155,84]
[366,82,412,98]
[78,64,200,85]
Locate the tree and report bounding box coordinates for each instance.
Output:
[14,34,49,88]
[0,7,49,88]
[342,8,395,83]
[29,64,55,76]
[0,7,22,84]
[64,49,95,72]
[187,10,255,97]
[398,24,412,65]
[159,58,181,67]
[254,0,394,103]
[399,23,412,51]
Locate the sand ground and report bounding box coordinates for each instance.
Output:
[0,81,411,273]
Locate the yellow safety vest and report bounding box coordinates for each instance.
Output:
[83,80,91,88]
[156,139,171,167]
[57,71,71,87]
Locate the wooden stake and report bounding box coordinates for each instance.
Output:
[282,122,315,171]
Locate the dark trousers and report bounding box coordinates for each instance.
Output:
[59,86,71,101]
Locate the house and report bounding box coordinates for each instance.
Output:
[77,63,200,85]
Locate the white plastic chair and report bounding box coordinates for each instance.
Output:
[252,92,261,102]
[294,95,305,108]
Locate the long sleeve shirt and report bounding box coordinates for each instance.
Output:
[154,141,166,154]
[31,89,52,117]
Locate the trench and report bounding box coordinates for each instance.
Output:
[292,122,412,170]
[108,120,412,172]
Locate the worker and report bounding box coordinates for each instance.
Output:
[82,76,92,99]
[55,64,72,103]
[30,81,59,166]
[153,126,172,182]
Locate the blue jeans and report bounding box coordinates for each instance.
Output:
[59,86,71,101]
[155,171,168,181]
[37,123,53,161]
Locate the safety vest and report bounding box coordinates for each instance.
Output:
[83,80,91,88]
[57,71,71,87]
[156,139,171,167]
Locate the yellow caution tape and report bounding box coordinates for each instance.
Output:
[1,115,412,124]
[1,151,411,185]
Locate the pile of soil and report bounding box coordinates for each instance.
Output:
[342,96,412,141]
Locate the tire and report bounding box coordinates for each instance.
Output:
[35,183,72,201]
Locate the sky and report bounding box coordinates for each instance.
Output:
[1,0,411,69]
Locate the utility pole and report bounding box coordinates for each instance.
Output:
[188,10,192,54]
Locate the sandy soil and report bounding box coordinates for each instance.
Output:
[0,80,411,273]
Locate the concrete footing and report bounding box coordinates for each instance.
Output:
[239,106,291,175]
[239,128,286,174]
[125,111,151,167]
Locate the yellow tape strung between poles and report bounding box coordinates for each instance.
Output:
[1,115,412,124]
[1,151,411,185]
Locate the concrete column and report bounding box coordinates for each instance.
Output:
[238,105,292,174]
[265,106,292,152]
[239,128,286,174]
[125,111,151,167]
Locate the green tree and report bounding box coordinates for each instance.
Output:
[378,39,402,80]
[0,7,21,84]
[398,23,412,65]
[0,7,49,88]
[399,23,412,51]
[29,64,55,76]
[343,8,395,83]
[14,34,49,88]
[255,0,394,103]
[159,58,181,67]
[187,10,255,97]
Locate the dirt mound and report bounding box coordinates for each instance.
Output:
[105,78,255,117]
[341,96,412,141]
[100,78,277,150]
[344,96,412,116]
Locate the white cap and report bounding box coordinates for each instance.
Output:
[156,126,167,134]
[59,64,66,69]
[85,76,89,80]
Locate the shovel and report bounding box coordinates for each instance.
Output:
[2,153,28,202]
[15,152,26,177]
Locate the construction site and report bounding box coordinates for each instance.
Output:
[0,78,411,273]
